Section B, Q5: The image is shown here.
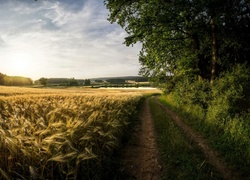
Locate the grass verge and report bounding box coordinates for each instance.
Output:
[148,97,220,179]
[159,95,250,177]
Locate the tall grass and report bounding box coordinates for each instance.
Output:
[0,92,143,179]
[160,65,250,177]
[149,98,220,179]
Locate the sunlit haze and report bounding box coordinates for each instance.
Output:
[0,0,141,80]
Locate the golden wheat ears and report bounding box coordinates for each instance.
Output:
[0,91,142,179]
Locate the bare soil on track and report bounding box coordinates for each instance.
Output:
[120,98,162,180]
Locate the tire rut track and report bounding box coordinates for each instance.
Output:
[121,98,162,180]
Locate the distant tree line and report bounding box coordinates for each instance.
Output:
[84,79,91,86]
[94,80,104,83]
[106,79,125,84]
[38,77,48,86]
[0,73,33,86]
[35,78,91,86]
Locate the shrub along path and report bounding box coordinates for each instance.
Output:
[120,97,243,179]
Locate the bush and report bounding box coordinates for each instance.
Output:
[172,78,211,110]
[207,65,250,125]
[163,64,250,176]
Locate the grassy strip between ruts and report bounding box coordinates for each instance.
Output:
[148,97,220,179]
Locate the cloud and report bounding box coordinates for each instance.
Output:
[0,0,141,80]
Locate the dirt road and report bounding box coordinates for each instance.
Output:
[120,98,162,180]
[120,97,242,179]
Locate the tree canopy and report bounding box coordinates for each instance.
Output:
[39,77,48,86]
[105,0,250,86]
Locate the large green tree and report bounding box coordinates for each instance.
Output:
[39,77,48,86]
[105,0,250,86]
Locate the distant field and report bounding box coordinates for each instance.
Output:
[0,86,161,179]
[0,86,161,96]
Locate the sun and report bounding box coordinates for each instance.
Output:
[9,52,33,76]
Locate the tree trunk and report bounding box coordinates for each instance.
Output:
[192,33,203,81]
[210,17,217,85]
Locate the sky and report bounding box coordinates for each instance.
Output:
[0,0,141,80]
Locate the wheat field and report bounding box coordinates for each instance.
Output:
[0,86,160,179]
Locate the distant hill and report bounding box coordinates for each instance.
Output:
[34,76,149,86]
[90,76,148,82]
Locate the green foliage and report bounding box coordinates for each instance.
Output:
[162,64,250,176]
[0,73,32,86]
[84,79,91,86]
[172,78,211,110]
[68,78,78,86]
[105,0,250,83]
[207,65,250,125]
[149,76,175,94]
[149,98,219,179]
[39,77,48,86]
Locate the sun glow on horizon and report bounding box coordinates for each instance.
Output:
[7,52,36,77]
